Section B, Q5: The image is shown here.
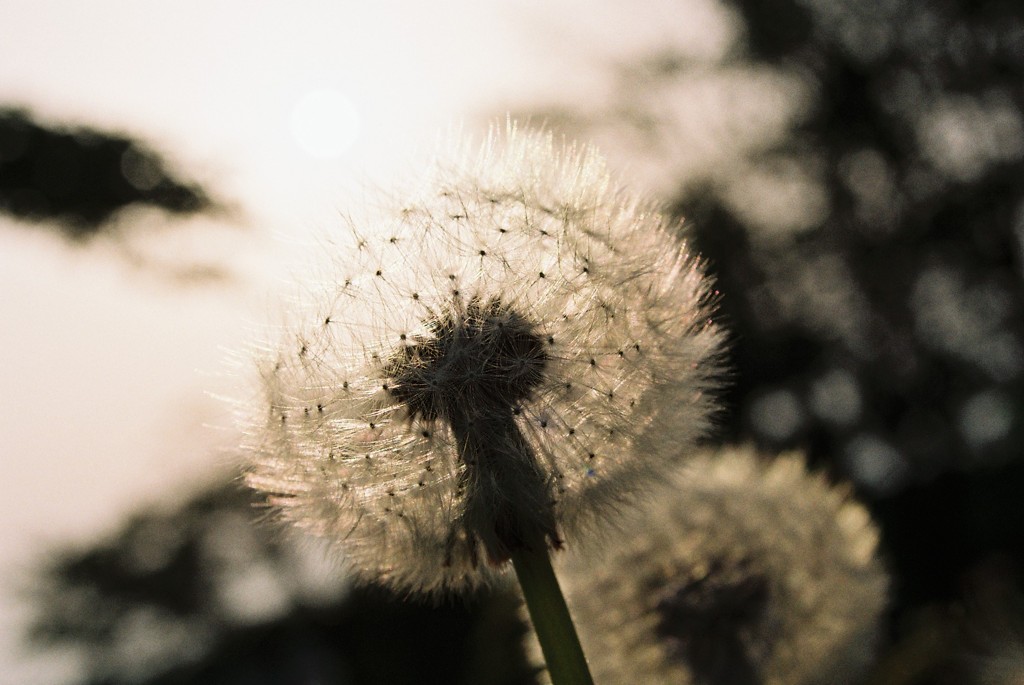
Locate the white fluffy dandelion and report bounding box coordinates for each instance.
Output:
[548,446,889,685]
[243,124,725,594]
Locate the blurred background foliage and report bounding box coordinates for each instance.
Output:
[11,0,1024,682]
[25,485,532,685]
[0,108,213,236]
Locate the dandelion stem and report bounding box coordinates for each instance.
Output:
[511,543,594,685]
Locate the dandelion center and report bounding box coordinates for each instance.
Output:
[653,556,769,685]
[383,295,557,562]
[384,296,548,423]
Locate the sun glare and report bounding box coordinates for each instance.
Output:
[289,88,361,159]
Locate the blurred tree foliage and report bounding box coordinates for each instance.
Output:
[0,107,213,236]
[686,0,1024,616]
[27,484,535,685]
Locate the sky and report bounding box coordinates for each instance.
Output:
[0,2,741,682]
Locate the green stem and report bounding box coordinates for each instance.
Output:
[511,545,595,685]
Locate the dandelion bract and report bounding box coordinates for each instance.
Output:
[243,124,725,593]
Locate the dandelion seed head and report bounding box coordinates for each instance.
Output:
[547,446,889,684]
[242,123,726,593]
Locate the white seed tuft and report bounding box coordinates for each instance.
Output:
[241,123,726,593]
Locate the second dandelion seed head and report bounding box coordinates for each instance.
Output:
[547,447,889,685]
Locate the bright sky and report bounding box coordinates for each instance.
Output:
[0,1,737,682]
[0,1,552,217]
